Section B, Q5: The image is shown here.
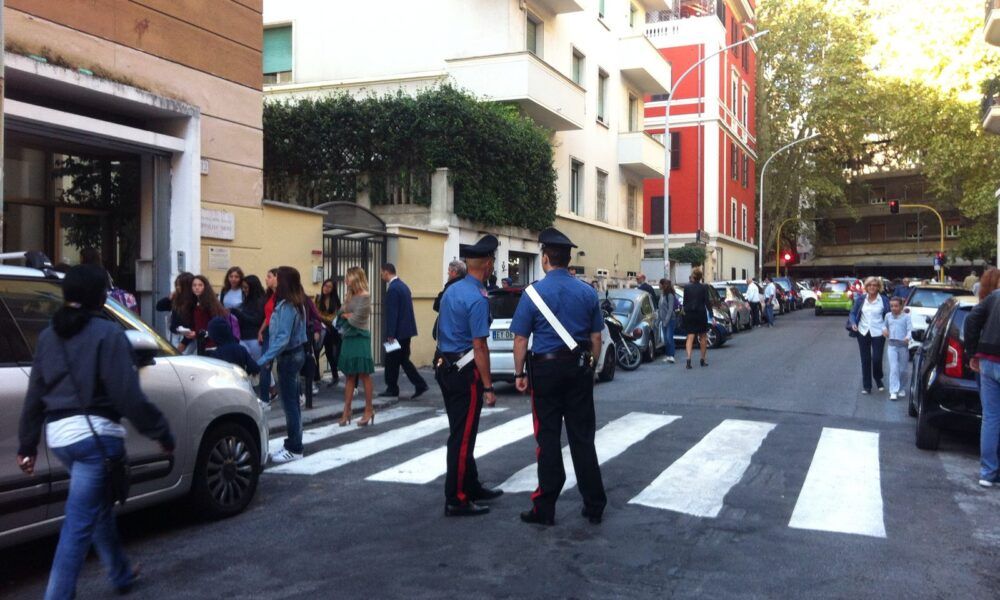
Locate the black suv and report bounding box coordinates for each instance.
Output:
[908,296,980,450]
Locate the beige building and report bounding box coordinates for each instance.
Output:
[0,0,322,335]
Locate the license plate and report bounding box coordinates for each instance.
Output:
[828,293,841,299]
[492,330,515,341]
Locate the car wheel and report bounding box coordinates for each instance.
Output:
[598,343,617,382]
[191,422,261,518]
[706,327,720,348]
[914,394,940,450]
[814,306,823,316]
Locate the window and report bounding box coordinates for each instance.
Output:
[597,70,609,124]
[650,93,669,102]
[627,184,638,230]
[730,142,738,181]
[0,301,31,364]
[869,223,886,242]
[650,195,666,235]
[599,0,606,19]
[732,267,737,280]
[572,49,585,85]
[570,160,583,215]
[628,94,639,132]
[596,169,608,221]
[716,1,726,24]
[741,87,749,126]
[946,221,962,238]
[731,199,738,236]
[630,3,639,28]
[0,278,64,354]
[742,154,749,188]
[742,268,748,279]
[731,72,738,112]
[835,226,850,244]
[869,187,887,204]
[670,132,681,170]
[263,25,293,84]
[742,44,750,72]
[742,205,748,240]
[526,13,542,57]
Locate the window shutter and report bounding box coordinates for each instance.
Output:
[264,26,293,74]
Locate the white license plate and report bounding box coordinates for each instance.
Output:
[493,330,515,341]
[828,293,841,299]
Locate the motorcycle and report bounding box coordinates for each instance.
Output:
[602,300,641,371]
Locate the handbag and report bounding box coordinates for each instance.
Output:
[55,339,131,506]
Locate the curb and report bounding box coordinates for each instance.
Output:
[267,395,405,436]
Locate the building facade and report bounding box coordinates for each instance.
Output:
[640,0,758,283]
[262,0,672,364]
[983,1,1000,261]
[0,0,323,333]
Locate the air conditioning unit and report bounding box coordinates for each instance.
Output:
[595,268,609,278]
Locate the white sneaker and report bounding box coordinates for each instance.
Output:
[898,392,906,398]
[667,356,675,363]
[889,393,897,401]
[270,448,303,464]
[979,479,995,488]
[861,389,870,395]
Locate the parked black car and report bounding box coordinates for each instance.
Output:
[908,296,980,450]
[773,276,802,310]
[673,283,733,348]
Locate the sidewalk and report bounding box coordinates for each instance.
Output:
[267,367,437,435]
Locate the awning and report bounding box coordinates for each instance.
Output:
[314,201,417,240]
[789,254,988,269]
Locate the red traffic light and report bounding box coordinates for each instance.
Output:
[889,200,899,214]
[783,251,793,261]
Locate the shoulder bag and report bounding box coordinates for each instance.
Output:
[55,338,131,506]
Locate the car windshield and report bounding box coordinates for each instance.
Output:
[488,292,522,320]
[608,298,634,316]
[821,282,849,293]
[774,279,793,291]
[730,283,749,294]
[907,288,965,309]
[104,298,178,356]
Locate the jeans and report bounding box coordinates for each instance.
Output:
[764,301,775,326]
[46,436,133,600]
[661,320,676,357]
[886,343,908,395]
[276,347,306,453]
[856,332,885,391]
[978,358,1000,481]
[258,334,271,403]
[240,339,262,362]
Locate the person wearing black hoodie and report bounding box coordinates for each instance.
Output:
[18,264,175,598]
[207,316,260,376]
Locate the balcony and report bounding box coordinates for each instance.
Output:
[618,131,665,178]
[618,35,672,94]
[446,51,585,131]
[986,0,1000,46]
[982,75,1000,134]
[534,0,585,14]
[647,0,722,23]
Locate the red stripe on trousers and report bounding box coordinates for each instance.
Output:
[456,369,480,504]
[529,390,543,506]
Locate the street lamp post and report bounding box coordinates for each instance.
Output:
[662,29,769,280]
[757,132,820,279]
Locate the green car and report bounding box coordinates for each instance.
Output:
[814,279,858,315]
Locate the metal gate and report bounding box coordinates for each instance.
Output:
[323,233,387,365]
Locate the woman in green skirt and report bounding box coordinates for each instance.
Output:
[337,266,376,426]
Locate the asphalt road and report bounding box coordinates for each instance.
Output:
[4,310,998,599]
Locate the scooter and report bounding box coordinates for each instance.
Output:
[602,300,641,371]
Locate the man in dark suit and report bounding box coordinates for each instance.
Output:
[636,273,658,309]
[380,263,429,399]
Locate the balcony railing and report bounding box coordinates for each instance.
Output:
[987,0,1000,45]
[646,0,721,24]
[981,75,1000,133]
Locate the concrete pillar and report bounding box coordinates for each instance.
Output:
[430,168,453,230]
[357,174,371,210]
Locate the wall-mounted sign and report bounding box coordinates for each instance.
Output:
[207,246,231,271]
[201,209,235,240]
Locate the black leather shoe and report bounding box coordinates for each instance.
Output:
[445,502,489,517]
[471,487,503,502]
[581,509,602,524]
[378,390,399,398]
[410,385,429,400]
[520,510,554,526]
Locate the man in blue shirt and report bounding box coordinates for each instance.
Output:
[435,234,502,517]
[511,227,607,526]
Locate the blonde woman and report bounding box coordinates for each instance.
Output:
[848,276,890,394]
[338,267,376,426]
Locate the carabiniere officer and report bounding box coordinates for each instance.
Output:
[434,234,504,517]
[511,227,607,526]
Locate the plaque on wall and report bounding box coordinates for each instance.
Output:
[201,209,236,240]
[208,246,231,271]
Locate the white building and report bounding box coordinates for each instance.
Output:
[262,0,671,287]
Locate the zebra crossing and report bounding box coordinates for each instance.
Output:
[266,407,887,538]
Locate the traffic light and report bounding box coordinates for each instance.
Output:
[781,250,797,265]
[934,251,946,268]
[889,200,899,214]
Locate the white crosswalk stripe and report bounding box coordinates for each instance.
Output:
[788,428,886,538]
[628,419,776,517]
[366,414,535,484]
[267,407,430,455]
[500,412,680,494]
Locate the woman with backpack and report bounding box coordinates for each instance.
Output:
[232,274,266,362]
[17,264,175,598]
[658,279,678,364]
[257,266,309,463]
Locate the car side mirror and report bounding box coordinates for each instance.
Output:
[925,316,933,325]
[911,330,925,343]
[125,330,158,367]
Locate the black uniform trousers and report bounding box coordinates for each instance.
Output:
[384,337,427,394]
[749,301,761,327]
[528,357,607,520]
[435,362,485,505]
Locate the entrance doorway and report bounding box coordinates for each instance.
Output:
[508,252,535,286]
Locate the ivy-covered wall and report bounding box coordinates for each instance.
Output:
[263,86,558,231]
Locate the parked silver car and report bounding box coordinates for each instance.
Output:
[713,283,752,331]
[0,264,267,549]
[605,288,662,362]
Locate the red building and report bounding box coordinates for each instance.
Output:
[642,0,758,282]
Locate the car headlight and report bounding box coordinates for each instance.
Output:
[713,309,727,320]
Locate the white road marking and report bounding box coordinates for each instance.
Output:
[500,412,680,493]
[269,409,507,476]
[788,428,886,538]
[366,414,535,484]
[268,407,430,455]
[628,419,776,517]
